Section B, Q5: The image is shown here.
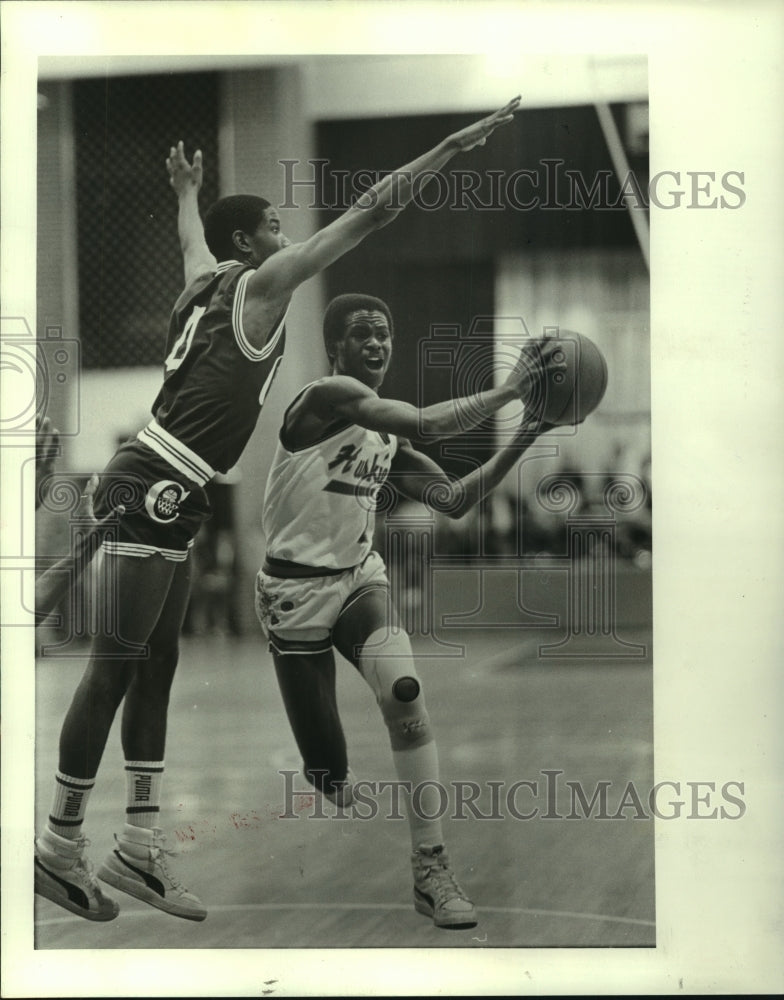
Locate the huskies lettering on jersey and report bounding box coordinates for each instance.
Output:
[354,454,388,482]
[324,445,390,499]
[326,444,389,480]
[144,480,191,524]
[327,444,361,473]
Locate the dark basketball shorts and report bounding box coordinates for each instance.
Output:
[92,439,211,561]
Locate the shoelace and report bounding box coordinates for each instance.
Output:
[419,859,468,904]
[75,856,98,878]
[69,838,99,881]
[149,837,186,893]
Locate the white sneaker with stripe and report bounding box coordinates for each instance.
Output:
[35,829,119,921]
[412,844,477,929]
[97,825,207,921]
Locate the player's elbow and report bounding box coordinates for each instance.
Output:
[349,198,399,234]
[427,479,471,520]
[444,494,476,520]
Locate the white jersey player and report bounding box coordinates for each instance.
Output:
[257,293,563,928]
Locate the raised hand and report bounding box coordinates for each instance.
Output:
[518,409,557,438]
[166,140,203,198]
[74,473,125,534]
[74,472,100,523]
[503,339,550,404]
[447,96,521,152]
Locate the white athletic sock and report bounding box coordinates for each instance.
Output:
[47,771,95,839]
[124,760,165,829]
[392,741,445,849]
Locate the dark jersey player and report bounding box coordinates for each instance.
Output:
[256,295,563,928]
[34,99,522,924]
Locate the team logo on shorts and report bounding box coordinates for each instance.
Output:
[144,480,191,524]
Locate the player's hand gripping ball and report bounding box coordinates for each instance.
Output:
[524,330,608,427]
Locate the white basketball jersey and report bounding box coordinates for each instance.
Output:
[263,420,398,570]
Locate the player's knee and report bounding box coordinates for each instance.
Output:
[303,763,346,795]
[392,675,420,703]
[147,640,180,672]
[133,639,180,698]
[378,674,432,750]
[358,630,433,750]
[380,684,432,749]
[83,661,134,708]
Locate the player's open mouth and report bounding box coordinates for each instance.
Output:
[365,358,384,371]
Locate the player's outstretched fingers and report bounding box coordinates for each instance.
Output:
[73,473,98,521]
[489,95,521,125]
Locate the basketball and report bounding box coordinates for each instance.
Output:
[525,330,608,427]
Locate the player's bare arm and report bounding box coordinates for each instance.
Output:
[286,350,552,447]
[390,412,554,520]
[247,97,521,305]
[166,141,217,286]
[291,375,517,444]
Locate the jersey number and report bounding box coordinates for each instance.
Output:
[165,305,206,373]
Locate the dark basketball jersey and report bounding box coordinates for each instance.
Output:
[142,260,286,481]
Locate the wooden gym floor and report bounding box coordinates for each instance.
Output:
[33,562,654,950]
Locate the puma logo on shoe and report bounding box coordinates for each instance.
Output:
[35,858,89,910]
[112,850,166,897]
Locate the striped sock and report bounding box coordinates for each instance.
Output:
[48,771,95,839]
[124,760,165,829]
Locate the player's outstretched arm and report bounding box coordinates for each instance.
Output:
[35,475,125,622]
[166,141,217,286]
[390,411,555,520]
[304,374,518,441]
[301,341,564,441]
[251,97,521,298]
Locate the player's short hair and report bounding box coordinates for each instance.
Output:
[203,195,271,261]
[323,294,394,362]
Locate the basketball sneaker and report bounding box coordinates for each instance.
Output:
[34,828,119,921]
[411,844,477,929]
[97,825,207,921]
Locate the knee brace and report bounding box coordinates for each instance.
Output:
[358,629,432,751]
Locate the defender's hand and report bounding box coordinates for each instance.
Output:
[446,96,521,152]
[74,473,125,541]
[166,140,203,197]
